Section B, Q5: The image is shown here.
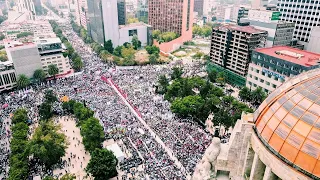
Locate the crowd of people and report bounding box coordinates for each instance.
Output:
[0,17,214,180]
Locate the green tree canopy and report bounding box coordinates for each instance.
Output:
[33,69,46,82]
[16,74,30,89]
[39,102,53,120]
[104,40,114,54]
[48,64,59,78]
[12,109,28,124]
[171,95,205,119]
[86,148,118,180]
[171,67,183,80]
[239,87,252,102]
[28,121,68,170]
[80,117,104,153]
[113,46,123,57]
[149,53,158,64]
[132,35,141,50]
[73,57,83,71]
[251,87,267,106]
[60,173,76,180]
[44,90,58,104]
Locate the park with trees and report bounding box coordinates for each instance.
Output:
[152,30,179,43]
[8,89,118,180]
[156,66,254,133]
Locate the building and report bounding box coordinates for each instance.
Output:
[148,0,194,53]
[6,42,42,78]
[87,0,149,47]
[79,0,88,29]
[237,6,249,24]
[0,61,17,92]
[246,46,320,93]
[240,9,295,47]
[118,23,152,47]
[307,27,320,54]
[35,37,72,76]
[3,20,55,40]
[209,24,267,86]
[136,0,148,23]
[251,0,268,9]
[212,69,320,180]
[277,0,320,49]
[17,0,36,20]
[194,0,208,17]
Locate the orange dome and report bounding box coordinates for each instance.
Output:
[254,69,320,179]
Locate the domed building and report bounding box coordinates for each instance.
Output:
[213,69,320,180]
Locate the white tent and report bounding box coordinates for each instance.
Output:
[106,143,125,161]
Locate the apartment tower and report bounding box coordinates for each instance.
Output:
[148,0,193,38]
[277,0,320,48]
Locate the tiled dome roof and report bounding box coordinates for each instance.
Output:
[254,69,320,178]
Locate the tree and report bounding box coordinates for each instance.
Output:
[80,117,104,153]
[121,46,135,60]
[152,30,161,39]
[104,40,114,53]
[73,57,83,71]
[44,90,57,103]
[157,75,169,94]
[48,64,59,79]
[113,46,123,57]
[216,72,226,86]
[208,69,217,83]
[251,87,267,106]
[127,17,139,24]
[149,54,158,64]
[33,69,46,83]
[145,45,160,55]
[12,109,28,124]
[28,121,68,170]
[171,95,205,119]
[132,35,141,50]
[16,74,30,89]
[239,87,252,102]
[0,34,5,40]
[86,148,118,180]
[99,50,110,62]
[60,173,76,180]
[39,102,53,120]
[171,67,183,80]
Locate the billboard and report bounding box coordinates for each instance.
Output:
[271,12,280,21]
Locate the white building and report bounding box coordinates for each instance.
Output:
[35,37,72,76]
[118,23,151,47]
[0,61,16,92]
[307,27,320,54]
[246,46,320,93]
[240,9,294,47]
[277,0,320,49]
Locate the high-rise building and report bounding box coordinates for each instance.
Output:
[194,0,208,17]
[136,0,148,23]
[209,24,267,86]
[17,0,36,20]
[240,9,295,47]
[277,0,320,49]
[307,27,320,54]
[246,46,320,93]
[148,0,193,37]
[87,0,150,46]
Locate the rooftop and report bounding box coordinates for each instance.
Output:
[255,46,320,67]
[217,24,267,34]
[34,37,62,45]
[119,22,151,29]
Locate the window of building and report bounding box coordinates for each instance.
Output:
[266,81,270,86]
[255,76,258,80]
[129,29,138,36]
[272,84,277,88]
[260,79,264,83]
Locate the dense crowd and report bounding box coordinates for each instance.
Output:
[0,18,213,180]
